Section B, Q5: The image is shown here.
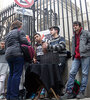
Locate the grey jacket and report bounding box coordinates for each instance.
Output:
[0,49,9,75]
[72,29,90,58]
[0,49,7,63]
[5,29,30,60]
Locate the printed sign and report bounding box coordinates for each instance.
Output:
[37,30,51,42]
[14,0,34,8]
[14,7,33,16]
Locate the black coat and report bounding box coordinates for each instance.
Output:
[5,29,30,60]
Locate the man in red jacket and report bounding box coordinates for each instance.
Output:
[61,21,90,99]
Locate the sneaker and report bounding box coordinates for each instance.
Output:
[0,95,5,99]
[29,93,36,99]
[76,92,85,99]
[40,88,45,99]
[61,92,75,99]
[19,89,26,100]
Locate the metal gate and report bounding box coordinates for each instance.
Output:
[0,0,90,50]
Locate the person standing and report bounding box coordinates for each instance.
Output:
[0,41,9,99]
[42,26,67,96]
[5,20,30,100]
[61,21,90,99]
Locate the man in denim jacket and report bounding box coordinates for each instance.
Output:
[61,21,90,99]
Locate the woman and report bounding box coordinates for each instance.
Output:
[5,20,30,100]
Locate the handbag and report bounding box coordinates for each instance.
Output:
[21,44,35,63]
[72,80,80,95]
[18,30,35,63]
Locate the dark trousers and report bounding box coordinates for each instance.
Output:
[7,57,24,100]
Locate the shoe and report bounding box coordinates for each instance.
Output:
[76,92,85,99]
[29,93,36,99]
[19,89,26,100]
[61,92,75,99]
[0,95,6,99]
[40,88,45,99]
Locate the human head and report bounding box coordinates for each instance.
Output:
[49,26,60,36]
[0,41,5,49]
[73,21,81,27]
[73,21,82,33]
[34,33,42,43]
[10,20,22,30]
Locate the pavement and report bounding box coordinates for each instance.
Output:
[3,98,90,100]
[26,98,90,100]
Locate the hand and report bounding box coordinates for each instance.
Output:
[42,42,48,53]
[42,42,48,49]
[33,58,37,63]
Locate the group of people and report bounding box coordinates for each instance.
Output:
[0,20,90,100]
[24,26,67,99]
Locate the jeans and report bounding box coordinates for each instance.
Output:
[66,57,90,93]
[7,57,24,100]
[0,74,6,94]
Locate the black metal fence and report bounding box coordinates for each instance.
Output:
[0,0,90,50]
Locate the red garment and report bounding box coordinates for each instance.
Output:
[75,28,82,59]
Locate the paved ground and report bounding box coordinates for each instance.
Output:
[26,98,90,100]
[3,98,90,100]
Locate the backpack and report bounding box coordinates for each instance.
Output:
[72,80,80,95]
[21,44,35,63]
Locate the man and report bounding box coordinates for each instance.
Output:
[61,21,90,99]
[42,26,66,54]
[33,33,45,63]
[0,41,9,99]
[25,33,45,99]
[42,26,67,96]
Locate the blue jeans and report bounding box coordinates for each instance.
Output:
[66,57,90,93]
[7,57,24,100]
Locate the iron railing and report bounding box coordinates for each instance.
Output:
[0,0,90,50]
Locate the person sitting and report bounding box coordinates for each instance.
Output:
[25,33,46,99]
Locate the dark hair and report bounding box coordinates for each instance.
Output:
[10,20,22,30]
[49,26,60,34]
[34,33,41,37]
[73,21,81,27]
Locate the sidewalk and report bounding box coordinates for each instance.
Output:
[25,98,90,100]
[3,98,90,100]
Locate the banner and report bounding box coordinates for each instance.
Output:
[37,29,51,42]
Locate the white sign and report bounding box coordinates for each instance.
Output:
[37,30,51,42]
[14,7,33,16]
[37,26,61,42]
